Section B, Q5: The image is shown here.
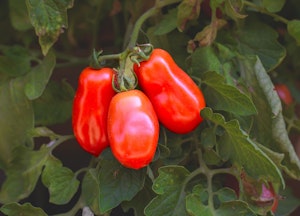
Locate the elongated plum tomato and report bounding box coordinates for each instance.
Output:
[134,49,206,134]
[72,67,116,156]
[107,90,159,169]
[274,84,293,106]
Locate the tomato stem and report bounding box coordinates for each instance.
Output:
[47,134,74,151]
[96,0,181,65]
[97,0,182,91]
[53,196,84,216]
[96,52,122,66]
[147,165,155,182]
[74,167,89,178]
[126,0,182,49]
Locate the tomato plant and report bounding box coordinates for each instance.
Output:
[72,67,116,156]
[107,90,159,169]
[134,48,206,134]
[1,0,300,216]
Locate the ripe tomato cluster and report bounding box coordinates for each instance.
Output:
[72,48,206,169]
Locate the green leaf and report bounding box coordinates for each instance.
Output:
[9,0,32,31]
[191,184,209,204]
[98,156,146,213]
[201,108,285,186]
[0,202,47,216]
[122,177,155,216]
[186,184,254,216]
[276,186,300,216]
[201,127,217,148]
[215,201,256,216]
[234,18,286,71]
[191,46,222,74]
[154,8,177,35]
[25,0,74,55]
[41,155,79,205]
[30,126,59,140]
[272,110,300,179]
[25,50,56,100]
[203,148,223,166]
[81,169,101,215]
[0,145,49,203]
[0,77,34,169]
[240,57,300,179]
[33,80,74,126]
[287,19,300,46]
[186,194,214,216]
[202,71,257,116]
[0,45,31,77]
[162,134,190,165]
[263,0,286,13]
[145,166,190,216]
[190,44,238,85]
[239,57,278,146]
[215,187,237,202]
[256,143,285,172]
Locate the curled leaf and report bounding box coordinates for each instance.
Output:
[177,0,201,32]
[189,19,227,49]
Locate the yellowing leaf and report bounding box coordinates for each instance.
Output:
[177,0,201,32]
[25,0,74,55]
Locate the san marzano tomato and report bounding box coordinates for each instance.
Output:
[107,90,159,169]
[72,67,116,156]
[134,48,206,134]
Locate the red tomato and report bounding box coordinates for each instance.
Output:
[134,48,206,134]
[274,84,293,106]
[107,90,159,169]
[72,67,116,156]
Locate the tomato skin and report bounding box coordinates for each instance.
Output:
[107,90,159,169]
[72,67,116,156]
[134,48,206,134]
[274,84,293,106]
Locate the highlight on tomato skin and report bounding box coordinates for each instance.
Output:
[133,48,206,134]
[274,83,293,106]
[72,67,116,157]
[107,89,159,170]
